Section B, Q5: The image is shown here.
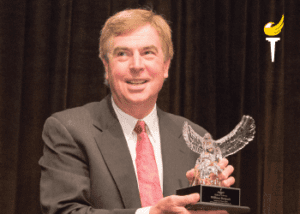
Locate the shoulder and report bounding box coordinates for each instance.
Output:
[158,109,208,137]
[50,102,100,126]
[41,102,100,140]
[43,95,116,136]
[48,95,112,127]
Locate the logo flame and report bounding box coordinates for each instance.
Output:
[264,15,284,36]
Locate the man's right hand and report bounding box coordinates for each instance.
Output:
[149,193,228,214]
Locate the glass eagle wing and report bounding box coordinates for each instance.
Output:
[182,121,204,155]
[215,115,256,158]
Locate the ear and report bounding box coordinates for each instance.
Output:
[102,59,109,80]
[163,58,171,78]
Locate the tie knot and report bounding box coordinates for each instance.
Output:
[134,121,146,134]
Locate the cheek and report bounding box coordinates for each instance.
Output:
[150,70,167,79]
[109,66,125,80]
[147,64,166,78]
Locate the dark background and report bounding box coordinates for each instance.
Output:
[0,0,299,213]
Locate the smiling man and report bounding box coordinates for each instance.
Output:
[39,9,234,214]
[102,23,170,119]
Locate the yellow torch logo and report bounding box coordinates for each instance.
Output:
[264,15,284,36]
[264,15,284,62]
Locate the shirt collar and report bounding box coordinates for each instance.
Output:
[111,96,159,138]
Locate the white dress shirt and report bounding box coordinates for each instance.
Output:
[111,97,163,213]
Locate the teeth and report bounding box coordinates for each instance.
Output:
[127,80,147,84]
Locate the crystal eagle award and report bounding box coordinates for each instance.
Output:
[176,115,255,213]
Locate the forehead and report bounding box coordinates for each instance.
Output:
[111,24,162,50]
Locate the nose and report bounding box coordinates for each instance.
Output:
[129,52,144,72]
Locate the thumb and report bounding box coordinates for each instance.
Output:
[176,193,200,207]
[186,169,195,179]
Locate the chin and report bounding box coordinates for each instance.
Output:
[128,97,148,104]
[127,95,155,105]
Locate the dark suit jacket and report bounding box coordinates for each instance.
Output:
[39,95,207,214]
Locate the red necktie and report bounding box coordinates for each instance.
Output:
[134,120,163,207]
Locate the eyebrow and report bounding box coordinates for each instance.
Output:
[112,45,158,56]
[142,45,158,53]
[112,47,129,56]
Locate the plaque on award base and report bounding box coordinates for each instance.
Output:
[176,185,250,213]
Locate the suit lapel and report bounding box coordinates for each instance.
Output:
[92,96,141,208]
[158,109,195,197]
[90,96,196,206]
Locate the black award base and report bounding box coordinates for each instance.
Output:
[176,185,250,214]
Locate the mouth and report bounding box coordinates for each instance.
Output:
[126,80,148,85]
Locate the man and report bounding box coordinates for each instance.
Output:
[39,8,234,214]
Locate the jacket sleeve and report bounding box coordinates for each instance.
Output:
[39,115,137,214]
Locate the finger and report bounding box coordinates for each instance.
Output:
[221,176,235,187]
[218,158,229,169]
[176,193,200,207]
[190,210,228,214]
[214,211,228,214]
[219,165,234,180]
[186,169,195,181]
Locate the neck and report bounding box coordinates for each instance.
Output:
[112,96,156,119]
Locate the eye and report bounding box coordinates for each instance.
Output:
[117,51,127,57]
[143,49,157,56]
[144,50,154,55]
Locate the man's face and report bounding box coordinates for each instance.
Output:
[103,24,170,113]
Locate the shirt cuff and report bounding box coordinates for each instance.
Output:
[135,206,151,214]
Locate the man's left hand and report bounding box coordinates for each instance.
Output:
[186,158,235,187]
